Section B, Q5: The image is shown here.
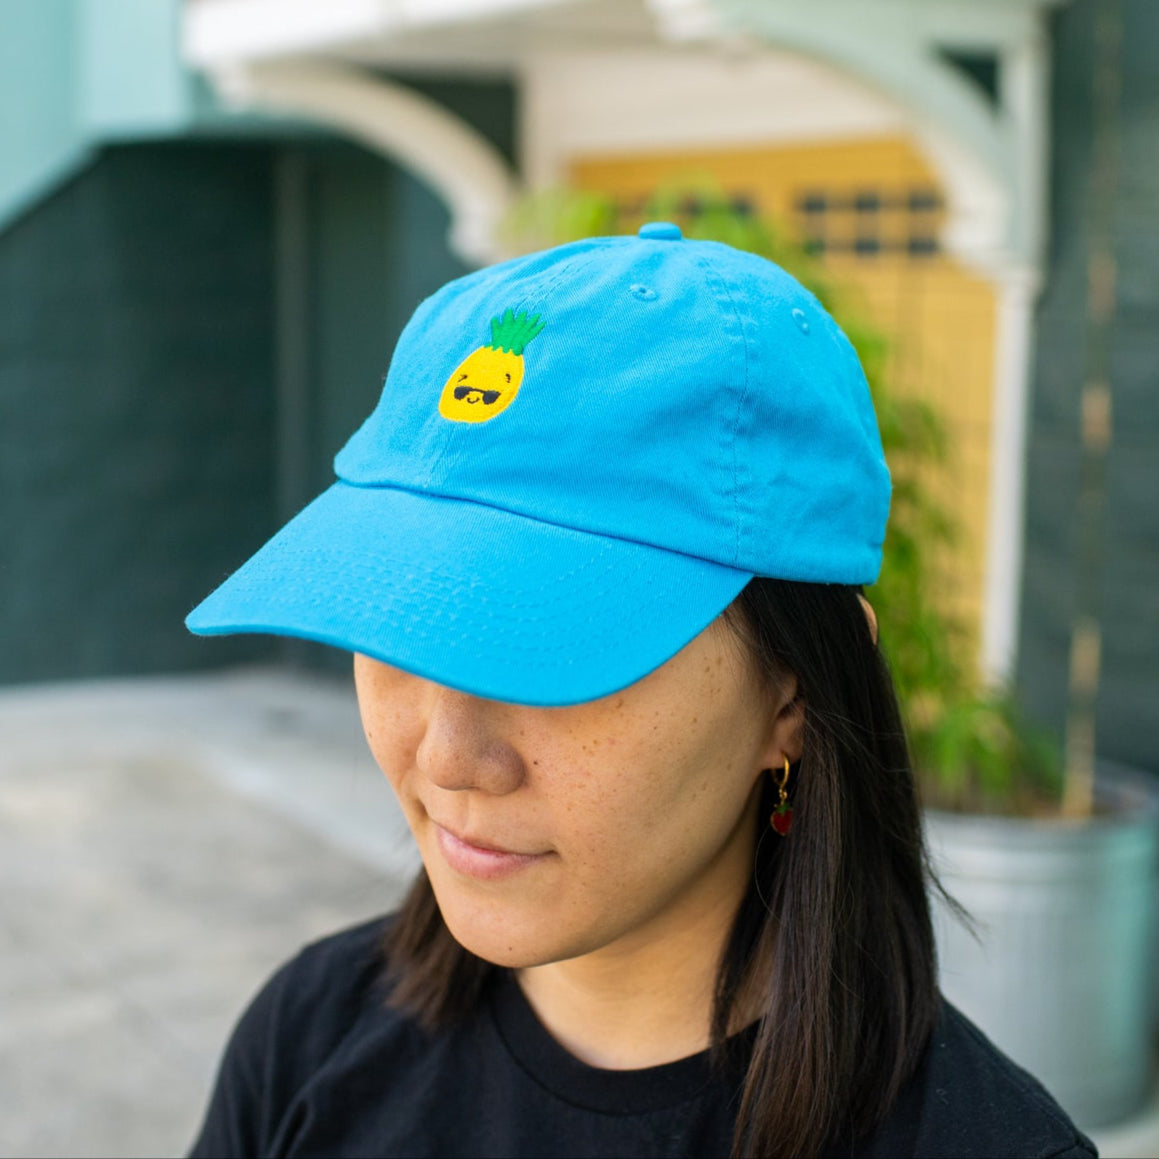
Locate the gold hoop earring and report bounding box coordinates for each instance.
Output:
[769,753,793,836]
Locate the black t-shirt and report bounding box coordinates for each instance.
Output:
[190,916,1097,1159]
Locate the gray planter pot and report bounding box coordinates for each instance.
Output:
[924,764,1159,1130]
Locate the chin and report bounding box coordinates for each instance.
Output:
[430,880,584,969]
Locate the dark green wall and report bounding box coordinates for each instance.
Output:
[0,75,516,683]
[0,142,279,680]
[1018,0,1159,772]
[294,141,470,502]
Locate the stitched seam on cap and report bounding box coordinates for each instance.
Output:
[229,551,656,659]
[513,247,602,317]
[693,249,750,570]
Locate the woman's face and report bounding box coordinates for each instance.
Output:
[353,616,799,969]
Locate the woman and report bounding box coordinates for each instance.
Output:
[186,224,1095,1158]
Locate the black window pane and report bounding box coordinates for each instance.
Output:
[908,189,941,212]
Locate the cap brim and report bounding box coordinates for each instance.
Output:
[186,482,753,706]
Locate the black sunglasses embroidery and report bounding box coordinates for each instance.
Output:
[453,386,501,405]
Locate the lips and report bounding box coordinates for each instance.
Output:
[442,827,524,855]
[432,821,551,881]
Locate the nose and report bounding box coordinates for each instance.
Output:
[416,686,526,796]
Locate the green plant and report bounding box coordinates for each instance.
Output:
[500,179,1064,815]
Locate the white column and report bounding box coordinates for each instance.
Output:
[982,266,1041,690]
[980,23,1051,688]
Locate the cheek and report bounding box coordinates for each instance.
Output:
[355,672,423,798]
[539,713,757,885]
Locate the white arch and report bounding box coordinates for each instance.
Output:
[214,59,519,265]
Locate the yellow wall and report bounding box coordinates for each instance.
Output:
[572,138,996,673]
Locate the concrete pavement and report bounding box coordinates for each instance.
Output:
[0,666,416,1158]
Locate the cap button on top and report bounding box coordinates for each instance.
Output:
[638,221,683,241]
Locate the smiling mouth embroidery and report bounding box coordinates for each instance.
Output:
[438,308,545,424]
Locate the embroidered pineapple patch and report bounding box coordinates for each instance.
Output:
[438,309,545,423]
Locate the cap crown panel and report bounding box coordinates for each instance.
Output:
[336,237,742,566]
[718,247,891,581]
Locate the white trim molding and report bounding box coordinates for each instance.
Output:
[212,60,518,264]
[520,46,911,189]
[184,0,574,66]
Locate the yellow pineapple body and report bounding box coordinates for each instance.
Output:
[438,345,524,423]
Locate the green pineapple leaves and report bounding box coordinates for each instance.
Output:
[489,309,545,355]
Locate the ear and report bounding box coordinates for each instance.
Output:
[857,593,879,646]
[757,673,805,769]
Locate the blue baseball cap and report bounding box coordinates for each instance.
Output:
[186,223,890,705]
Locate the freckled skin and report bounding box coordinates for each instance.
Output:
[353,618,802,974]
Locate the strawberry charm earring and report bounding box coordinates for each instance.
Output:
[769,754,794,836]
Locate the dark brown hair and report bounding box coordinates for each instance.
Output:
[381,578,940,1158]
